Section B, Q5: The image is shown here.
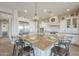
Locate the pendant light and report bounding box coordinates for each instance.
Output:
[33,2,39,21]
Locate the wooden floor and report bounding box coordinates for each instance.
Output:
[70,44,79,56]
[0,37,79,56]
[0,37,13,56]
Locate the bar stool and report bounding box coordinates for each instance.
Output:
[12,38,25,56]
[50,40,71,56]
[18,46,35,56]
[12,36,35,56]
[62,40,71,55]
[50,44,67,56]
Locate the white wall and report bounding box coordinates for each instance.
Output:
[0,7,12,38]
[0,22,2,37]
[60,19,67,32]
[0,7,12,14]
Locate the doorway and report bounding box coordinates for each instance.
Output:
[0,19,9,37]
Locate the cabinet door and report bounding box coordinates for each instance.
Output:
[72,17,77,28]
[67,19,71,28]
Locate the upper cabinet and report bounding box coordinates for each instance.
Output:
[66,16,78,28]
[60,12,79,33]
[72,17,78,28]
[67,18,71,28]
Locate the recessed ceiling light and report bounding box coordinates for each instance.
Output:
[24,10,28,13]
[43,9,47,13]
[67,9,70,11]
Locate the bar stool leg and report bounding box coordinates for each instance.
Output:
[32,49,35,56]
[18,49,23,56]
[50,50,52,56]
[12,44,17,56]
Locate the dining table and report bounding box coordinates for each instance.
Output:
[19,34,58,56]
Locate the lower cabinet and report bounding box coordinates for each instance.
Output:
[62,33,79,45]
[33,45,53,56]
[71,35,79,45]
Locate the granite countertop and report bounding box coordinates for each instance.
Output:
[20,35,58,50]
[59,32,79,35]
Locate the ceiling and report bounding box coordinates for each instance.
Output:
[0,2,79,19]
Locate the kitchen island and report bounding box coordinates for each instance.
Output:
[20,34,58,56]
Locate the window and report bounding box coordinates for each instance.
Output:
[40,28,44,33]
[18,21,29,34]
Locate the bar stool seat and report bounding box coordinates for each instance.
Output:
[50,45,66,56]
[50,40,71,56]
[18,46,35,56]
[23,46,34,52]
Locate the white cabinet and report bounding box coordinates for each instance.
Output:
[60,14,79,45]
[66,16,79,33]
[60,16,79,33]
[66,16,78,28]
